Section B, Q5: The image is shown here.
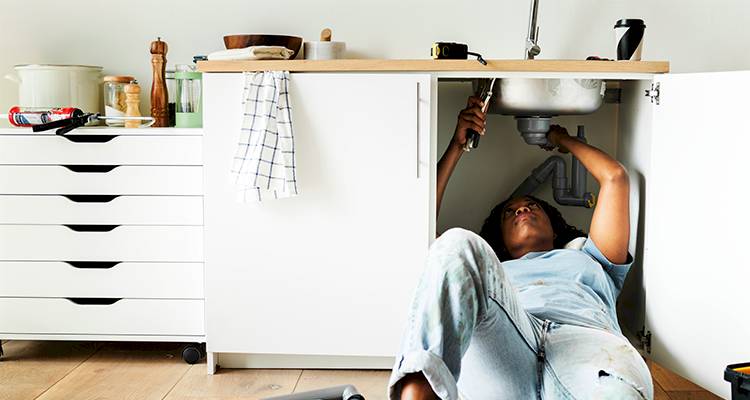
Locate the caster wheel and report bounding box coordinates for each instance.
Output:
[182,344,203,364]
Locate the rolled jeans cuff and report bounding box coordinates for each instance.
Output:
[389,349,458,400]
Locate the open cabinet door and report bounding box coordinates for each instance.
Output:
[646,71,750,398]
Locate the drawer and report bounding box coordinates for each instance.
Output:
[0,261,203,298]
[0,225,203,262]
[0,165,202,195]
[0,134,201,165]
[0,298,204,336]
[0,195,203,225]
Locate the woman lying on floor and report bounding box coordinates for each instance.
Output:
[388,96,653,400]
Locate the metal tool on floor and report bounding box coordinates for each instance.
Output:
[262,384,364,400]
[464,77,496,152]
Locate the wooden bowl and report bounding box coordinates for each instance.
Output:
[223,35,303,59]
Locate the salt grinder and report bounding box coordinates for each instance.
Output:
[124,81,142,129]
[150,37,169,127]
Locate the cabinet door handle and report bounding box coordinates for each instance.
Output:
[62,165,119,173]
[62,195,120,203]
[64,261,121,269]
[66,298,122,305]
[63,224,119,232]
[62,135,117,143]
[416,81,421,179]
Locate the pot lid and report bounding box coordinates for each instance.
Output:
[14,64,103,70]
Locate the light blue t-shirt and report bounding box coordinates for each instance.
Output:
[502,237,632,333]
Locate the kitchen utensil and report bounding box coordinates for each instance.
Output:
[614,19,645,61]
[175,64,202,128]
[4,64,103,112]
[150,37,169,127]
[303,28,346,60]
[103,75,135,126]
[223,34,303,59]
[464,77,496,151]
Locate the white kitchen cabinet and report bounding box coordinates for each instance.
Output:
[201,69,750,397]
[203,73,433,366]
[641,71,750,398]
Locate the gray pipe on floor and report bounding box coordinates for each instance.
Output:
[261,385,364,400]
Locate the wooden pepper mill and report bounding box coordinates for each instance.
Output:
[150,37,169,127]
[124,81,141,128]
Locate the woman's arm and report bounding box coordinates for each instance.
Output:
[548,125,630,264]
[436,96,486,219]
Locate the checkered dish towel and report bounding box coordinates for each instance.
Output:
[231,71,299,202]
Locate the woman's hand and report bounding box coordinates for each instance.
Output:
[451,96,487,149]
[544,124,571,153]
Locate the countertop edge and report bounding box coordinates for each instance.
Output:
[197,59,670,74]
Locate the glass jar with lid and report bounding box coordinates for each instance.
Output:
[103,75,135,126]
[175,64,202,128]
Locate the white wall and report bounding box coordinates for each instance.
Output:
[2,0,749,116]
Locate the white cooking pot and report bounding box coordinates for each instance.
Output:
[5,64,103,113]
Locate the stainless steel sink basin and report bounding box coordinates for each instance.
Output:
[481,78,606,116]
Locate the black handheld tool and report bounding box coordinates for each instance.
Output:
[464,77,496,151]
[31,113,155,135]
[32,112,96,135]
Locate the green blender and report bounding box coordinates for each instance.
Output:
[175,64,202,128]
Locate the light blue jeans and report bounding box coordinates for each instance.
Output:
[389,228,653,400]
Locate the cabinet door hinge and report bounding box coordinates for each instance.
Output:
[645,82,660,105]
[637,327,652,354]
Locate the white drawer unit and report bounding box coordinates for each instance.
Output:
[0,298,204,336]
[0,165,202,195]
[0,134,202,165]
[0,129,206,363]
[0,225,203,261]
[0,195,203,225]
[0,261,204,298]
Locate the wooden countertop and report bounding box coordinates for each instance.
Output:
[197,59,669,74]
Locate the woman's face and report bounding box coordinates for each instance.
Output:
[500,197,555,257]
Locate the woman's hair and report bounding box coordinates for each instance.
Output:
[479,195,587,261]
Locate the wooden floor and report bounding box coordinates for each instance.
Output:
[0,340,721,400]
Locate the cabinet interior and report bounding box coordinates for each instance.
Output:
[436,78,652,339]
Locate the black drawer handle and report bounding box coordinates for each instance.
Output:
[62,135,118,143]
[62,195,120,203]
[66,298,122,305]
[62,165,119,173]
[64,261,121,269]
[64,224,119,232]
